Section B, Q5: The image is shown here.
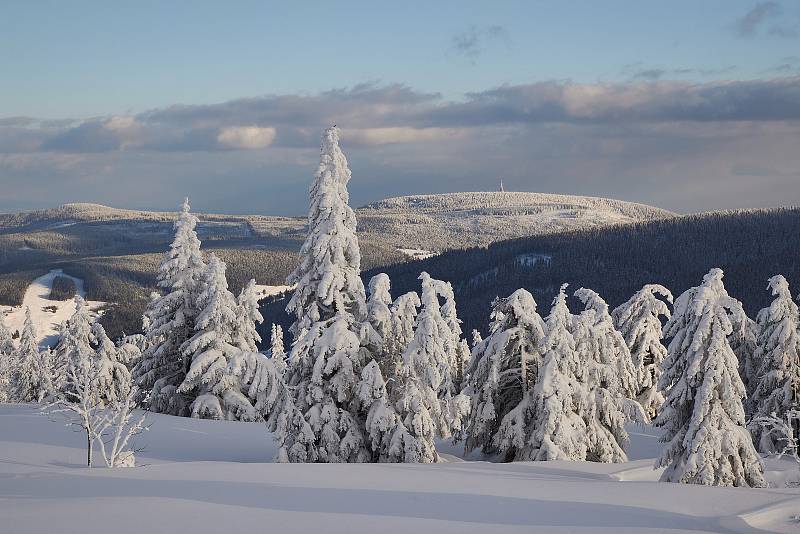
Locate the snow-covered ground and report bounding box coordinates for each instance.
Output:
[1,269,105,349]
[397,248,437,260]
[253,284,295,300]
[1,403,799,533]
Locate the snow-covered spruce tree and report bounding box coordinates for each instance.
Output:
[0,316,15,402]
[397,272,470,451]
[732,311,759,416]
[611,284,673,419]
[355,360,412,462]
[283,127,380,463]
[464,289,545,459]
[91,322,132,404]
[52,296,96,395]
[234,278,263,353]
[437,279,470,394]
[178,254,249,420]
[225,350,317,461]
[655,268,766,487]
[386,291,421,386]
[366,273,393,371]
[749,275,800,453]
[268,323,287,375]
[13,307,52,402]
[133,198,206,415]
[573,288,637,463]
[495,285,588,461]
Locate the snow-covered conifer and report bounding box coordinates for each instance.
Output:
[283,127,377,462]
[14,308,51,402]
[496,285,587,461]
[386,291,420,383]
[572,289,632,462]
[464,289,545,458]
[134,198,206,415]
[355,360,410,462]
[749,275,800,452]
[655,268,765,487]
[0,316,15,402]
[225,350,317,461]
[52,296,95,395]
[178,254,245,420]
[611,284,673,419]
[285,126,366,337]
[732,312,759,415]
[437,279,470,393]
[234,279,263,353]
[367,273,393,366]
[398,272,470,444]
[91,322,132,404]
[268,323,287,375]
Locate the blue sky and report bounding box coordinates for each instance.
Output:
[1,1,799,214]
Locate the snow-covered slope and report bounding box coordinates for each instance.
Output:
[0,403,798,533]
[357,192,675,251]
[1,269,104,349]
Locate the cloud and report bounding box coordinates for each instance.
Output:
[734,2,798,38]
[217,126,276,149]
[2,78,800,215]
[626,65,737,81]
[451,25,510,61]
[423,77,800,126]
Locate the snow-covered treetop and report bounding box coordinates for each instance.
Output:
[287,127,366,335]
[158,197,205,293]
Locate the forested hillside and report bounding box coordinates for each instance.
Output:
[366,208,800,337]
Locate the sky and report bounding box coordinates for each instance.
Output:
[1,0,799,215]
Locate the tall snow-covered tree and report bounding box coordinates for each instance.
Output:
[397,272,469,449]
[233,279,263,353]
[91,322,132,404]
[134,198,206,415]
[749,275,800,453]
[655,268,765,487]
[0,316,15,402]
[285,126,366,336]
[464,288,545,459]
[52,296,95,395]
[496,285,587,461]
[366,273,393,368]
[386,291,420,384]
[283,127,378,462]
[355,360,411,462]
[437,279,470,393]
[178,254,247,420]
[572,289,633,463]
[14,308,51,402]
[612,284,673,419]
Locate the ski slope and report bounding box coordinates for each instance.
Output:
[0,403,798,534]
[1,269,105,349]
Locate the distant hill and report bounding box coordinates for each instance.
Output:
[357,192,675,253]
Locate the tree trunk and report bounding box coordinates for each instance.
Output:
[87,430,92,468]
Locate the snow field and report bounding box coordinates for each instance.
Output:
[1,404,799,534]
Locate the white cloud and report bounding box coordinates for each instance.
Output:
[216,126,276,149]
